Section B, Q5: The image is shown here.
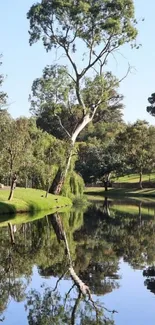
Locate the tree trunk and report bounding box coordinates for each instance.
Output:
[25,177,28,189]
[50,113,92,195]
[8,174,17,201]
[50,213,65,243]
[104,181,108,191]
[138,202,142,226]
[139,170,143,189]
[8,222,15,244]
[103,172,111,192]
[45,181,51,198]
[49,167,66,195]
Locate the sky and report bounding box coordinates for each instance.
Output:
[0,0,155,124]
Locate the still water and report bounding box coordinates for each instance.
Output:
[1,198,155,324]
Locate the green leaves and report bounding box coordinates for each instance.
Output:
[147,93,155,117]
[30,64,74,115]
[27,0,138,57]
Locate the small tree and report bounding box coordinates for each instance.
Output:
[28,0,138,194]
[115,121,155,188]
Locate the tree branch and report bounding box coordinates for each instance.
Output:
[118,63,131,83]
[80,36,112,78]
[54,114,71,138]
[52,269,69,292]
[71,290,82,325]
[75,78,87,116]
[64,283,76,304]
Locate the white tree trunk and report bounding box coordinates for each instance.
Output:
[50,113,92,194]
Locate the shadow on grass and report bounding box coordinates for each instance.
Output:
[0,201,37,221]
[0,201,17,214]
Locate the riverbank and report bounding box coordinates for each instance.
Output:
[85,187,155,198]
[0,188,72,215]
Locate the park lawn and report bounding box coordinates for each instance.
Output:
[85,187,155,198]
[0,187,72,215]
[114,173,155,183]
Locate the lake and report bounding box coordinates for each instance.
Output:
[1,197,155,324]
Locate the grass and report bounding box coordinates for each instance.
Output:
[85,187,155,198]
[114,173,155,183]
[0,187,72,215]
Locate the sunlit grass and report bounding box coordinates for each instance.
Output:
[114,173,155,183]
[0,187,72,215]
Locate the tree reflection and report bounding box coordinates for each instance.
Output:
[26,212,116,324]
[143,266,155,294]
[1,199,155,321]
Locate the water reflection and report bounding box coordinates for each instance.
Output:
[1,198,155,323]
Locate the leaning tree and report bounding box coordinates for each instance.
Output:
[27,0,138,194]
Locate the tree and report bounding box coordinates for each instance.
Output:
[114,121,155,188]
[147,93,155,116]
[27,0,138,194]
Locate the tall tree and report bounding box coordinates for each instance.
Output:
[27,0,138,194]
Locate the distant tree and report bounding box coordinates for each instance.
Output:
[27,0,138,195]
[115,120,155,188]
[147,93,155,116]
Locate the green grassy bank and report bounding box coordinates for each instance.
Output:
[114,173,155,183]
[0,188,72,215]
[85,187,155,198]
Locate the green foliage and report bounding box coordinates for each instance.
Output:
[147,92,155,116]
[0,55,7,108]
[29,65,124,142]
[27,0,137,52]
[0,115,69,191]
[61,171,85,198]
[115,120,155,177]
[26,288,70,325]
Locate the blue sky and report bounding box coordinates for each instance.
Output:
[0,0,155,124]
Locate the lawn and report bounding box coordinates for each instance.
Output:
[114,173,155,183]
[85,187,155,198]
[0,187,72,215]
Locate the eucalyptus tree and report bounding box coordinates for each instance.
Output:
[27,0,138,194]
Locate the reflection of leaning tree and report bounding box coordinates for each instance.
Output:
[26,213,117,325]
